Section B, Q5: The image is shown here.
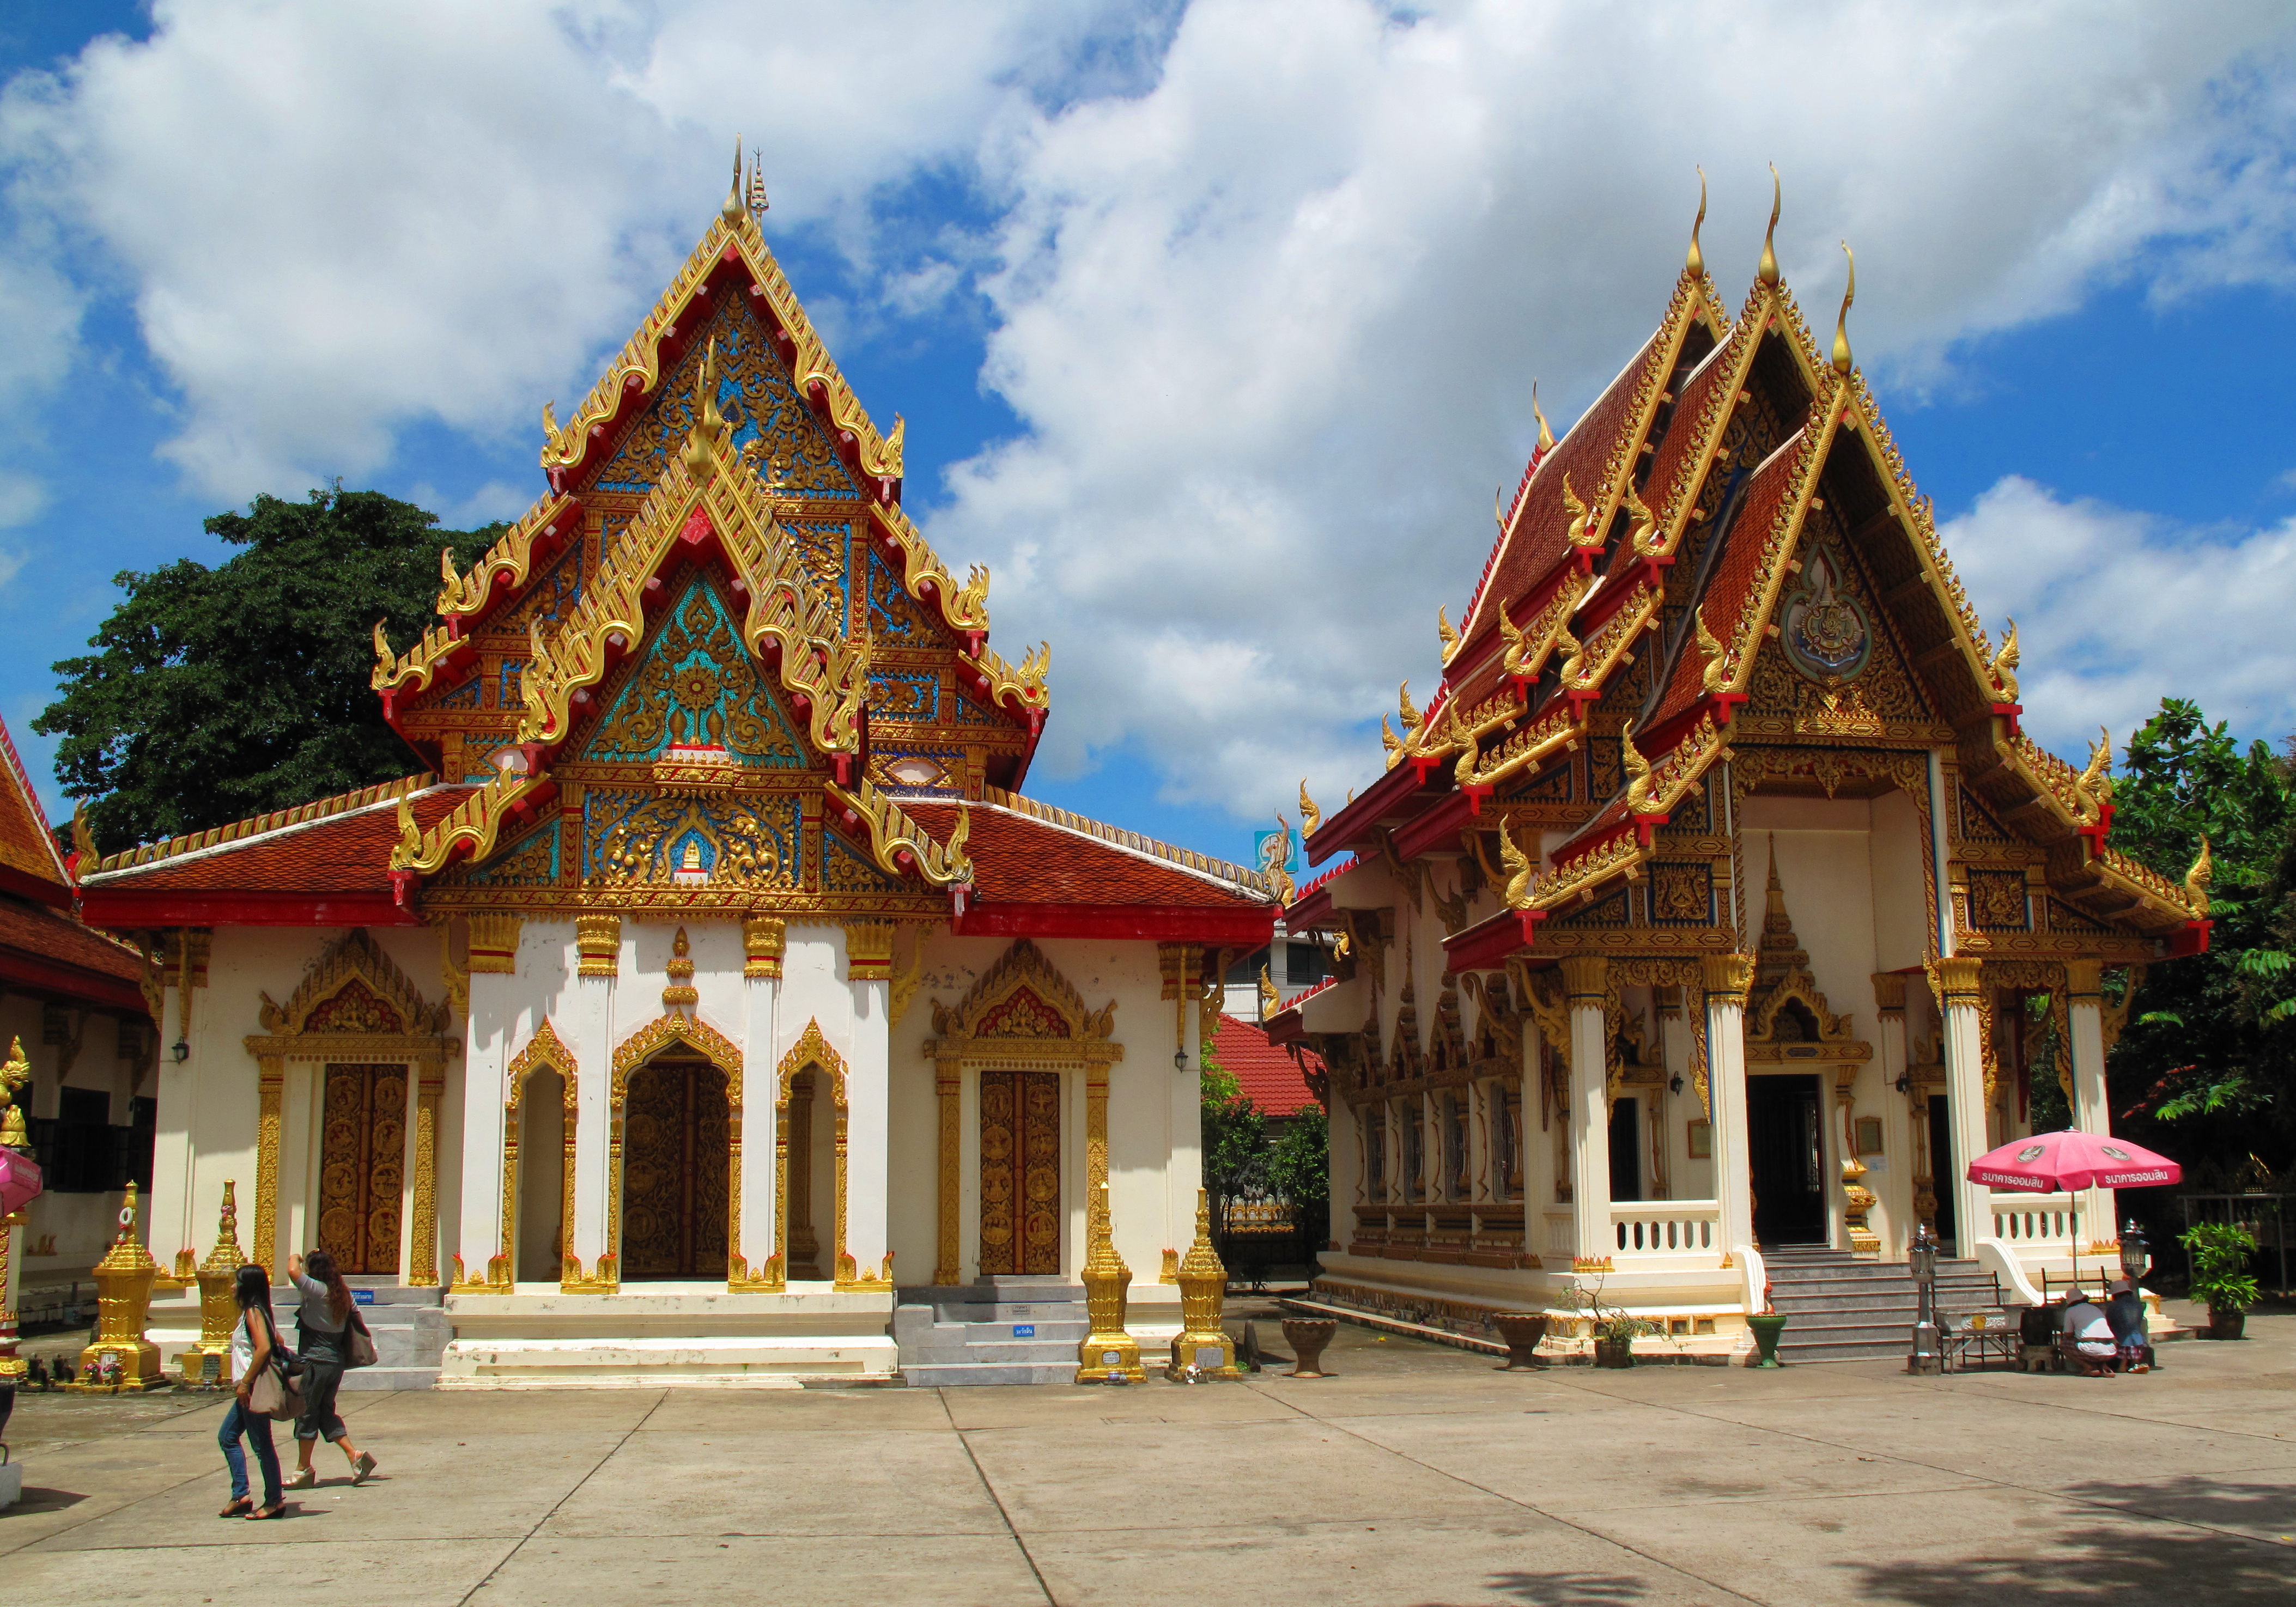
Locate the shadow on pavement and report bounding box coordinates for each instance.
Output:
[1418,1571,1650,1605]
[1843,1476,2294,1605]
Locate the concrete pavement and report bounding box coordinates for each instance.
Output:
[1,1306,2289,1605]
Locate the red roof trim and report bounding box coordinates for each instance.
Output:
[79,890,425,929]
[950,899,1274,945]
[0,945,147,1013]
[1304,761,1432,867]
[1441,907,1546,972]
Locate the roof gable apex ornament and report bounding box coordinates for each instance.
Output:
[1687,166,1707,280]
[1831,241,1857,378]
[721,134,745,224]
[1298,780,1321,838]
[1759,164,1782,287]
[746,145,769,220]
[1531,380,1556,455]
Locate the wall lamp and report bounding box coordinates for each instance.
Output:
[170,1040,190,1063]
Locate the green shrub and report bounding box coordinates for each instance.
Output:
[2180,1221,2262,1312]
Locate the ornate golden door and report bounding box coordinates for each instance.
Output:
[318,1063,407,1276]
[622,1060,730,1278]
[979,1069,1060,1275]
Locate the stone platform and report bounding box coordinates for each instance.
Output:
[435,1286,900,1388]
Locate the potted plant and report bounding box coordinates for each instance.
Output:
[1560,1279,1659,1368]
[2181,1222,2261,1341]
[1746,1280,1788,1369]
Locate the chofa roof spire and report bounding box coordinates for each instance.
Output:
[1832,241,1857,377]
[722,135,745,223]
[1686,166,1706,279]
[1758,164,1782,287]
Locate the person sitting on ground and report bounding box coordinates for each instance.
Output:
[2060,1287,2116,1378]
[2106,1276,2151,1373]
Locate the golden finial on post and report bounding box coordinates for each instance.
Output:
[1687,165,1707,279]
[1831,241,1857,377]
[1759,163,1782,287]
[185,1180,247,1385]
[68,1182,167,1391]
[1076,1180,1144,1382]
[1165,1189,1241,1380]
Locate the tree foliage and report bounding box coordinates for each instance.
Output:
[2107,698,2296,1180]
[1200,1039,1268,1217]
[37,489,502,850]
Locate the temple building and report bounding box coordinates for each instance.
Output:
[1270,193,2208,1356]
[70,166,1277,1385]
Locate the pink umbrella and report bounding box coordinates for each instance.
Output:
[1966,1129,2181,1287]
[1966,1130,2182,1193]
[0,1147,41,1218]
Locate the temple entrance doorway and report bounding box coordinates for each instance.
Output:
[1748,1073,1826,1245]
[979,1069,1061,1275]
[621,1058,731,1279]
[318,1063,408,1276]
[515,1067,567,1283]
[1607,1098,1642,1201]
[1927,1094,1959,1255]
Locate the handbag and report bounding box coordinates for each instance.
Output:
[345,1302,378,1369]
[245,1310,305,1421]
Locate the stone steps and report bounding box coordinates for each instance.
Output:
[894,1277,1086,1387]
[1762,1250,2007,1366]
[278,1281,450,1391]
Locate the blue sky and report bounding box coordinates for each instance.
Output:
[4,3,2295,865]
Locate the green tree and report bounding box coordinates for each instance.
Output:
[37,489,502,850]
[1200,1039,1268,1227]
[1267,1100,1330,1258]
[2107,698,2296,1179]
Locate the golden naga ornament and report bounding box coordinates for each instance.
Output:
[1623,484,1662,558]
[1380,714,1404,770]
[1562,473,1599,551]
[1988,619,2021,702]
[1498,826,1538,910]
[1437,605,1460,663]
[1832,240,1857,378]
[1532,379,1556,455]
[1621,719,1659,815]
[1298,779,1321,838]
[1258,965,1279,1024]
[2185,836,2213,916]
[1695,606,1728,693]
[0,1035,28,1149]
[1759,163,1782,287]
[1686,166,1707,279]
[1398,680,1422,734]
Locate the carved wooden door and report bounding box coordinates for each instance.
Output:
[622,1061,730,1279]
[318,1064,408,1276]
[978,1069,1061,1276]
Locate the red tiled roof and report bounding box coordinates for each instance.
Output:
[82,785,473,895]
[1213,1013,1323,1116]
[0,897,144,985]
[0,715,68,904]
[901,800,1270,911]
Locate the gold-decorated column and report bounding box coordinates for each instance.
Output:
[1075,1062,1143,1381]
[184,1180,248,1383]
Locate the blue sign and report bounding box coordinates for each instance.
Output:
[1253,828,1296,879]
[351,1288,376,1306]
[1013,1324,1036,1338]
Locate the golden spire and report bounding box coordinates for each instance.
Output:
[1831,241,1857,377]
[1687,166,1707,279]
[1759,164,1781,287]
[1399,681,1421,733]
[1532,380,1556,454]
[1298,779,1322,837]
[722,135,745,222]
[1437,605,1460,661]
[1696,605,1728,692]
[746,146,769,217]
[2185,836,2213,916]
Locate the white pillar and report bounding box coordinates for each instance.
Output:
[1872,973,1912,1258]
[1171,969,1206,1262]
[2066,960,2114,1251]
[456,970,513,1286]
[1939,957,1990,1257]
[841,925,894,1282]
[1706,954,1754,1256]
[739,917,782,1280]
[1562,957,1611,1265]
[150,976,196,1265]
[568,919,617,1282]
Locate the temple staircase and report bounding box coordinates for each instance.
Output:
[278,1281,451,1391]
[1762,1246,2005,1365]
[893,1277,1086,1386]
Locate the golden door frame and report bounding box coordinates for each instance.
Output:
[495,1020,579,1292]
[243,929,457,1283]
[921,939,1122,1285]
[768,1019,883,1291]
[603,1013,743,1293]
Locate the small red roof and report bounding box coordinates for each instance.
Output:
[0,715,69,906]
[1213,1013,1324,1117]
[902,799,1272,912]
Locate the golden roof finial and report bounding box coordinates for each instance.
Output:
[1438,605,1460,662]
[1498,826,1536,909]
[1495,485,1507,532]
[1695,605,1727,693]
[1759,164,1782,287]
[70,800,96,867]
[1299,779,1321,838]
[746,146,769,217]
[1831,241,1857,377]
[1687,166,1707,279]
[1622,717,1656,813]
[1532,380,1556,454]
[722,135,745,223]
[1562,472,1598,550]
[1381,714,1403,769]
[1498,605,1534,677]
[1399,681,1422,733]
[1258,964,1279,1023]
[1623,483,1660,556]
[1989,618,2021,702]
[2185,836,2213,916]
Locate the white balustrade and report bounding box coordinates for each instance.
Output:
[1610,1201,1723,1262]
[1989,1191,2078,1248]
[1544,1212,1575,1258]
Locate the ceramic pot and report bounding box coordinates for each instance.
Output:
[1491,1312,1549,1371]
[2208,1307,2246,1341]
[1747,1312,1789,1368]
[1281,1318,1337,1378]
[1593,1337,1634,1369]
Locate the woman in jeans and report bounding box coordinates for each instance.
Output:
[283,1249,376,1488]
[219,1264,287,1519]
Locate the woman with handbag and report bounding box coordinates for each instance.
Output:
[220,1265,288,1519]
[283,1249,378,1488]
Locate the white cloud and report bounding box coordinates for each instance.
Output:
[0,470,47,530]
[5,0,2296,822]
[1941,475,2296,757]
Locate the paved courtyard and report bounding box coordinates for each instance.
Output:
[1,1305,2289,1606]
